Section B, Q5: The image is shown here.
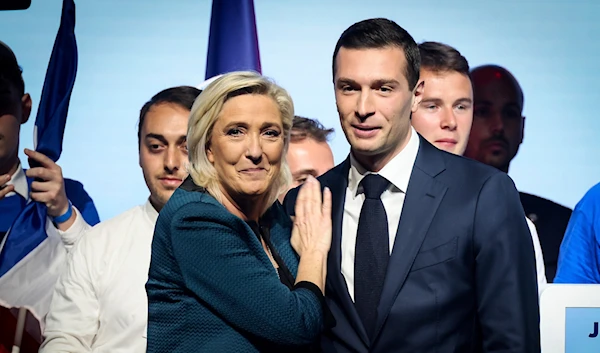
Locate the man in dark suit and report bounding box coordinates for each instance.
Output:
[464,64,572,282]
[284,18,540,352]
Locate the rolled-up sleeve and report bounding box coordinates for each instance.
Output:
[55,206,91,251]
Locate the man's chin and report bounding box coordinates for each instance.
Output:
[351,143,384,156]
[485,155,510,171]
[151,189,178,207]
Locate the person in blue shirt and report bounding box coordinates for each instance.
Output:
[0,40,99,243]
[554,182,600,283]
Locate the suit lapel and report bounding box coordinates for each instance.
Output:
[321,159,370,346]
[373,138,448,339]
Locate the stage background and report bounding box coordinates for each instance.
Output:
[1,0,598,220]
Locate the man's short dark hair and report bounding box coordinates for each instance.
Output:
[0,41,25,98]
[137,86,202,144]
[418,41,469,76]
[332,18,420,90]
[290,116,334,143]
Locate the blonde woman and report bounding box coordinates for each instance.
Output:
[146,71,333,352]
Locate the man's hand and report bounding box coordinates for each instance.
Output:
[24,149,70,219]
[0,174,15,200]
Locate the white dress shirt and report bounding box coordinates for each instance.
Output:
[526,218,548,294]
[342,127,420,301]
[41,200,158,353]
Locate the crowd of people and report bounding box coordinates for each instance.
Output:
[1,16,598,353]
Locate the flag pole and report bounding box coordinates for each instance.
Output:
[11,307,27,353]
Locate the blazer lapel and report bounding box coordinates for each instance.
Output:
[321,159,370,346]
[269,203,299,276]
[373,138,448,339]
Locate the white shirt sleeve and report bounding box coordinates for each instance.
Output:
[526,217,547,295]
[55,206,92,251]
[40,237,100,352]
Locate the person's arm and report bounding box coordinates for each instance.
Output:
[56,207,92,251]
[40,238,100,352]
[525,218,547,293]
[554,205,599,283]
[25,150,100,249]
[474,172,540,352]
[166,201,326,346]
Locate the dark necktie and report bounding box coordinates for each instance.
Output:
[354,173,390,339]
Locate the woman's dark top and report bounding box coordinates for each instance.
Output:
[146,176,333,352]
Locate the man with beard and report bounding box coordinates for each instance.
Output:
[464,65,572,282]
[412,42,546,291]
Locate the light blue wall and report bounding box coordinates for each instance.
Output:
[1,0,598,220]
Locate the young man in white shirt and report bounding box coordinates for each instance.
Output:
[411,41,547,293]
[40,85,201,352]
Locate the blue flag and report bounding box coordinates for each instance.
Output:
[0,0,78,277]
[205,0,261,79]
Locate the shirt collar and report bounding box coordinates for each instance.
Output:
[348,126,420,198]
[144,199,159,224]
[6,162,29,200]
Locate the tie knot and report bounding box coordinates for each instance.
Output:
[360,174,389,199]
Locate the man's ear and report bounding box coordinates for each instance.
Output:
[20,93,31,125]
[520,116,525,144]
[411,80,425,113]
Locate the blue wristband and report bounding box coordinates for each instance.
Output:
[53,200,73,224]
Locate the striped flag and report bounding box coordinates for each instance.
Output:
[0,0,77,277]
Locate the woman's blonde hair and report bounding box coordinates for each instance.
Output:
[187,71,293,215]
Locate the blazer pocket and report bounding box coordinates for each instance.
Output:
[410,237,458,272]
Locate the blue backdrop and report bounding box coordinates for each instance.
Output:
[1,0,598,220]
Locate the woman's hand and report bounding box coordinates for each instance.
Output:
[291,176,332,257]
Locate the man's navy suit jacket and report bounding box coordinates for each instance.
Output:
[283,136,540,353]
